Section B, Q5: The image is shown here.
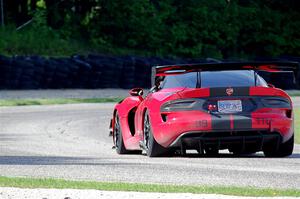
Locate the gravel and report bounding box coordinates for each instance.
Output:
[0,187,297,199]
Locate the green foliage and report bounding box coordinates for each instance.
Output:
[0,9,91,56]
[1,0,300,58]
[0,26,88,56]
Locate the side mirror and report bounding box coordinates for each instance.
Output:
[267,83,275,88]
[129,88,143,96]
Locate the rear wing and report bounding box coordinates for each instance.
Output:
[151,61,299,86]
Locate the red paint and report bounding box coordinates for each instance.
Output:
[230,114,234,129]
[111,85,294,151]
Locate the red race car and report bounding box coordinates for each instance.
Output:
[110,61,298,157]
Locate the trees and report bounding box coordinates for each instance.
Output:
[0,0,299,58]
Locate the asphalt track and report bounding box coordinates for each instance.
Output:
[0,100,300,189]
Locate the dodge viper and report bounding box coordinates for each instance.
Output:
[109,61,298,157]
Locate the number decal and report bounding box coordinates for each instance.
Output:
[256,118,272,125]
[196,120,208,128]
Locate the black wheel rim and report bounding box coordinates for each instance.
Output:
[114,116,121,149]
[143,114,150,149]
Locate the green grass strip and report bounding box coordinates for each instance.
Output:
[0,176,299,197]
[287,90,300,96]
[0,98,122,106]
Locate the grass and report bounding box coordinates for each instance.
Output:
[0,176,299,197]
[0,98,122,106]
[286,90,300,97]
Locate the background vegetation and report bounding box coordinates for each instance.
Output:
[0,0,299,58]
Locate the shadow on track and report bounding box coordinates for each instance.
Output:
[167,151,300,159]
[0,156,147,166]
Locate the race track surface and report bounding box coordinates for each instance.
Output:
[0,103,299,189]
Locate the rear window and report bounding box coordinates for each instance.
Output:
[161,70,268,88]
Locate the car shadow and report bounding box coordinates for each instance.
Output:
[289,153,300,158]
[169,151,300,159]
[0,134,27,142]
[0,156,146,166]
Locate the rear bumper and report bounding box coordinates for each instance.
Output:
[152,110,293,147]
[169,130,282,152]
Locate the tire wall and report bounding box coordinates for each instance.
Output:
[0,54,299,89]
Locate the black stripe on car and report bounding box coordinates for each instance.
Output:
[211,114,231,131]
[233,114,252,129]
[210,87,250,97]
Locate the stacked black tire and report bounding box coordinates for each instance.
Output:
[0,54,153,89]
[0,54,299,89]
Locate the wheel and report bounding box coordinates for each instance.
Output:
[113,113,130,154]
[263,135,294,157]
[143,111,168,157]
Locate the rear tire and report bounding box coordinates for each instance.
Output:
[143,111,168,157]
[114,113,130,154]
[263,135,294,157]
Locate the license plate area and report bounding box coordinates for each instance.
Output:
[217,100,242,113]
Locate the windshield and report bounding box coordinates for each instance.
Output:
[161,70,268,88]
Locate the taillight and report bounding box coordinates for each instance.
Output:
[160,100,197,112]
[262,98,291,108]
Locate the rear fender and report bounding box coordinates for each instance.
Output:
[137,89,182,141]
[112,96,143,147]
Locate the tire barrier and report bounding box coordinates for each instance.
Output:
[0,54,299,90]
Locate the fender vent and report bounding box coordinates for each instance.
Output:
[128,108,137,136]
